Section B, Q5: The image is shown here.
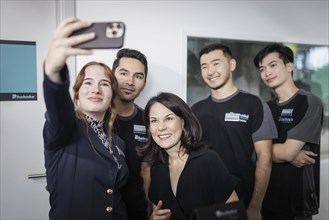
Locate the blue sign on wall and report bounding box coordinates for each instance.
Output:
[0,40,37,101]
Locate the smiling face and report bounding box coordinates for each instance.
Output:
[258,52,293,89]
[200,50,236,90]
[148,102,184,151]
[114,57,146,103]
[77,64,113,121]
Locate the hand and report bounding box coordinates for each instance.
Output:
[150,200,171,220]
[44,17,95,77]
[247,206,262,220]
[291,150,317,168]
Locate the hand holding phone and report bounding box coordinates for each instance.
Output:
[71,22,125,49]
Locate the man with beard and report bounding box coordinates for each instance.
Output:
[191,43,277,220]
[112,48,149,220]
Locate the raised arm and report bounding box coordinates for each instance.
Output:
[44,17,94,81]
[43,17,95,149]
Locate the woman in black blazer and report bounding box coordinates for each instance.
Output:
[43,17,129,220]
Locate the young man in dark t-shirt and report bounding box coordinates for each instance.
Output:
[112,49,149,220]
[254,43,323,220]
[191,43,277,220]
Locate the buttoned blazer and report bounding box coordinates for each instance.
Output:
[43,68,129,220]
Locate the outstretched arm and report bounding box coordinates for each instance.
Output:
[44,17,94,81]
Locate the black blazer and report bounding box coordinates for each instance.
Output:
[43,66,129,220]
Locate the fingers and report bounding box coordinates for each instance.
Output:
[291,149,317,168]
[304,150,317,157]
[154,200,163,211]
[45,17,95,76]
[65,32,95,49]
[304,157,316,165]
[52,17,94,49]
[303,150,317,165]
[54,17,92,38]
[151,200,171,220]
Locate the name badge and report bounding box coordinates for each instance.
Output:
[133,124,147,134]
[225,112,240,122]
[281,108,293,117]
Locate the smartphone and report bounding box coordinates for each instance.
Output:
[71,22,125,49]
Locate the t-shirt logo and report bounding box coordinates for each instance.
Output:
[134,134,148,142]
[279,108,294,123]
[133,124,147,134]
[133,124,149,142]
[281,108,293,116]
[224,112,249,123]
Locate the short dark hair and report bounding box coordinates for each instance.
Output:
[253,43,294,69]
[138,92,205,164]
[199,43,233,60]
[112,48,148,79]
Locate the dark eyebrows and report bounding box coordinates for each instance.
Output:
[201,58,221,67]
[118,68,129,73]
[135,72,145,77]
[165,113,175,118]
[149,113,175,119]
[259,60,277,69]
[211,58,221,63]
[269,60,278,65]
[118,68,145,77]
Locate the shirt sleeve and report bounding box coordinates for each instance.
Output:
[252,100,278,142]
[287,97,323,144]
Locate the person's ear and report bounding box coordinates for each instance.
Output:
[286,62,294,74]
[230,59,237,72]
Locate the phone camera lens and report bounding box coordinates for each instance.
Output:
[116,24,122,29]
[112,31,117,36]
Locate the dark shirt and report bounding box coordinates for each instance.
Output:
[263,90,323,216]
[114,105,149,220]
[149,147,239,220]
[191,90,277,207]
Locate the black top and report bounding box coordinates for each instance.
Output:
[149,147,239,220]
[43,66,129,220]
[263,90,323,216]
[191,90,277,207]
[114,105,149,220]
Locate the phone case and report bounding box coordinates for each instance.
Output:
[71,22,125,49]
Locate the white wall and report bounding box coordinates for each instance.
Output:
[0,1,328,219]
[0,1,56,219]
[0,1,74,219]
